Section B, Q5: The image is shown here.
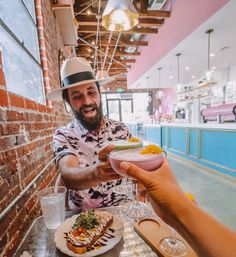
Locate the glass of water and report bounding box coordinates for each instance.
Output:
[37,186,66,229]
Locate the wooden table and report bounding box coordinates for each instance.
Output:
[14,206,159,257]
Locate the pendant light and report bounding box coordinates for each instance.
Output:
[102,0,139,32]
[96,70,115,85]
[155,67,163,99]
[96,9,115,85]
[146,76,152,103]
[176,53,182,92]
[205,29,214,81]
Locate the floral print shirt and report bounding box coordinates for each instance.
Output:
[53,117,131,212]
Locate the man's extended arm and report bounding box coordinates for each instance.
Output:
[58,145,120,190]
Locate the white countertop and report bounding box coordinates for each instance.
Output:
[143,122,236,130]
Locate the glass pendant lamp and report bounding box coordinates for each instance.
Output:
[96,70,115,85]
[102,0,139,32]
[205,29,214,81]
[146,76,152,103]
[155,67,163,99]
[176,53,182,92]
[95,13,115,86]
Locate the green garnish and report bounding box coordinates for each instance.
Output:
[73,210,99,230]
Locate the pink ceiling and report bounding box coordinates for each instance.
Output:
[128,0,230,86]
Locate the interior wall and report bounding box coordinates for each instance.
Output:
[128,0,230,86]
[0,0,71,255]
[161,88,177,115]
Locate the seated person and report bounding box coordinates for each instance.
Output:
[47,57,131,212]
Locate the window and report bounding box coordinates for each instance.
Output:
[0,0,45,103]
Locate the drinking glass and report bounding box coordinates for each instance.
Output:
[160,227,187,256]
[109,148,166,220]
[119,178,152,219]
[112,177,132,199]
[37,186,66,229]
[160,191,197,256]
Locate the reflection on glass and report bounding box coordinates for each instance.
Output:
[121,99,132,123]
[0,26,45,104]
[0,0,40,61]
[108,100,120,121]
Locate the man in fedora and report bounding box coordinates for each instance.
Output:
[47,57,131,212]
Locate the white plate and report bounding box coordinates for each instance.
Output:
[54,214,124,257]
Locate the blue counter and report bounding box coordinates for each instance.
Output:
[128,123,236,178]
[144,124,162,146]
[162,125,236,177]
[127,123,162,144]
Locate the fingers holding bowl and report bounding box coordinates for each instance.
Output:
[98,144,115,161]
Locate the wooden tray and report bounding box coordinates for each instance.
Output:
[134,218,197,257]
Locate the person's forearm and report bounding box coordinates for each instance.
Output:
[175,202,236,257]
[61,165,98,190]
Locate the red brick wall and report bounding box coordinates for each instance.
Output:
[0,0,71,256]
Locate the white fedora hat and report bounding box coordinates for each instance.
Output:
[47,57,103,101]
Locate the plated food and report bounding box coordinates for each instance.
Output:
[65,210,113,254]
[54,210,124,257]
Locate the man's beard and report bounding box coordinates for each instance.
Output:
[73,103,103,131]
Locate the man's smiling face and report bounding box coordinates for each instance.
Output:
[68,82,103,130]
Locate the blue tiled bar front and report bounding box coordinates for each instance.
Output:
[133,123,236,178]
[144,124,162,146]
[162,124,236,177]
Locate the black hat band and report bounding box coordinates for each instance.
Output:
[62,71,95,87]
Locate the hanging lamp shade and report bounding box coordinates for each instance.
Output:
[205,29,214,81]
[102,0,139,32]
[96,70,115,85]
[176,53,182,92]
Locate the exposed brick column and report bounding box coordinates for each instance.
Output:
[35,0,51,98]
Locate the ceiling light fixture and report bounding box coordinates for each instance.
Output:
[102,0,139,32]
[96,70,115,85]
[155,68,163,99]
[146,76,152,103]
[205,29,214,81]
[176,53,182,92]
[185,66,190,71]
[95,10,115,86]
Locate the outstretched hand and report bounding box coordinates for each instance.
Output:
[98,144,114,161]
[119,159,193,227]
[96,144,121,183]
